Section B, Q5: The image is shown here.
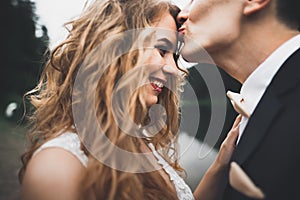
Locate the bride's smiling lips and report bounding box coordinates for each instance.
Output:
[149,77,166,93]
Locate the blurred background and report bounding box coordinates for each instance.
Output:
[0,0,241,199]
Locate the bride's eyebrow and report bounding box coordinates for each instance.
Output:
[157,38,176,51]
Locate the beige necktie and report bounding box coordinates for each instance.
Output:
[227,91,251,118]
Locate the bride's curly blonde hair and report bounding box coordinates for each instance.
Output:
[20,0,185,199]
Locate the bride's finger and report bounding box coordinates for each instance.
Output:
[223,118,241,147]
[225,126,239,147]
[232,115,242,129]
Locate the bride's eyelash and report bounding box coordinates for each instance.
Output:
[155,45,169,57]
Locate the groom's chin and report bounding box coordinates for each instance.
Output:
[181,45,214,64]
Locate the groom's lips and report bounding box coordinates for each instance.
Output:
[178,27,185,41]
[178,27,185,33]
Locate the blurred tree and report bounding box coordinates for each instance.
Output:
[0,0,49,121]
[180,64,241,149]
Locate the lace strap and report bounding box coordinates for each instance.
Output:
[148,143,194,200]
[33,132,88,167]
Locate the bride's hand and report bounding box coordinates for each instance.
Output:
[215,115,241,168]
[193,115,242,200]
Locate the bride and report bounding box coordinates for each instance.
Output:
[19,0,240,199]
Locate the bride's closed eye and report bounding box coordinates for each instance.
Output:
[155,45,169,57]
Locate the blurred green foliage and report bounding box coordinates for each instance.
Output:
[181,64,241,149]
[0,0,49,122]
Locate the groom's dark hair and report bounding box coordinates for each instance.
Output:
[276,0,300,30]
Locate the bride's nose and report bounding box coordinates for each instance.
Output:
[162,65,178,77]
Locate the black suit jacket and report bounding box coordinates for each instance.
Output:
[222,48,300,200]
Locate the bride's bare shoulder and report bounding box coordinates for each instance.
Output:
[21,148,85,200]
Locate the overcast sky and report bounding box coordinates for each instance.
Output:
[34,0,189,48]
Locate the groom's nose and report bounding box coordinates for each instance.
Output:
[177,8,188,25]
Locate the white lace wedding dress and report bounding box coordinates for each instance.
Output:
[34,132,194,200]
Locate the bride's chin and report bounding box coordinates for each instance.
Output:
[145,96,158,107]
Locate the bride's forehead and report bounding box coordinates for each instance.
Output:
[152,14,177,44]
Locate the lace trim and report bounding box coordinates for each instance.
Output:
[148,143,194,200]
[33,132,194,199]
[33,132,88,167]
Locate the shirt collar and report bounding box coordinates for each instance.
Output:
[240,34,300,116]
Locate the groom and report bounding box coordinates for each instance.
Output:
[178,0,300,199]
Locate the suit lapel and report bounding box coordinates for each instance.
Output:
[231,90,281,164]
[231,48,300,165]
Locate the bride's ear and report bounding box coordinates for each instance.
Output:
[243,0,272,16]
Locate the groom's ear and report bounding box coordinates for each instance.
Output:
[243,0,272,16]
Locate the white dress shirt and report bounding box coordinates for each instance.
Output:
[237,34,300,144]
